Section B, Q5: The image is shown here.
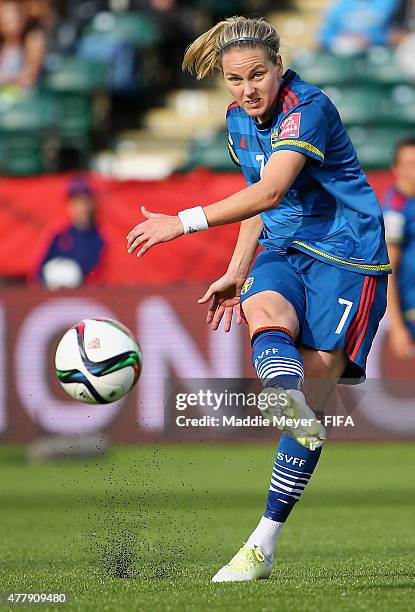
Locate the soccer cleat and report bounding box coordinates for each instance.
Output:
[259,387,326,449]
[211,544,272,583]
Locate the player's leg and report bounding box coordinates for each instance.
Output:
[291,250,388,383]
[239,349,347,583]
[301,347,347,415]
[242,289,300,338]
[240,252,326,447]
[243,291,326,447]
[212,251,325,582]
[292,248,388,423]
[229,261,386,583]
[213,351,348,583]
[212,253,388,582]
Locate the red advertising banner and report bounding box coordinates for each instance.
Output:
[0,169,394,285]
[1,287,414,443]
[0,170,242,284]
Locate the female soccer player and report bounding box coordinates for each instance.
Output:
[126,16,390,583]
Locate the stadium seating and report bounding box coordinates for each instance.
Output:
[1,0,414,177]
[361,47,409,86]
[41,57,109,166]
[291,50,363,87]
[77,11,161,93]
[387,85,415,125]
[325,83,415,127]
[323,85,385,126]
[348,126,411,169]
[268,0,331,60]
[185,130,235,172]
[84,11,161,49]
[0,93,59,175]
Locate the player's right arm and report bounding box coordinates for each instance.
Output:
[197,123,263,332]
[226,214,263,284]
[198,215,263,331]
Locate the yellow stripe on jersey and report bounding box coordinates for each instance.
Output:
[292,240,392,272]
[273,139,325,159]
[228,142,240,165]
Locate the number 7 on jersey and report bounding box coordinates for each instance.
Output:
[335,298,353,334]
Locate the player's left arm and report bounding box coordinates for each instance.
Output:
[126,150,306,257]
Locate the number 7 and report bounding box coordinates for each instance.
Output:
[335,298,353,334]
[256,154,265,178]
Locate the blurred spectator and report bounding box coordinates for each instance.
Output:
[0,0,46,96]
[389,0,415,45]
[383,137,415,359]
[77,8,142,93]
[30,176,107,289]
[23,0,67,64]
[144,0,204,89]
[389,0,415,77]
[24,0,55,32]
[319,0,399,53]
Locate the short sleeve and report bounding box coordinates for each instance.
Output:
[272,101,328,165]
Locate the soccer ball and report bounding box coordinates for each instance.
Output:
[55,318,142,404]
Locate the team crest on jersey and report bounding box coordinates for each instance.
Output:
[241,276,254,295]
[271,128,279,149]
[280,112,301,139]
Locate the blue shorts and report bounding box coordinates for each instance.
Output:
[240,249,388,383]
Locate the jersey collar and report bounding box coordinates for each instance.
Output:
[282,69,297,88]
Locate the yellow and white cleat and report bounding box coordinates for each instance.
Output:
[211,544,272,583]
[258,387,326,450]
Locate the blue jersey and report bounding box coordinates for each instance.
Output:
[383,186,415,311]
[226,69,391,276]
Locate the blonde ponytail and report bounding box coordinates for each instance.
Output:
[182,20,228,80]
[182,16,280,80]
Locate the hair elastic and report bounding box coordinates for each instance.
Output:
[218,37,276,53]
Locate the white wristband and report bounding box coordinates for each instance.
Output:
[178,206,208,235]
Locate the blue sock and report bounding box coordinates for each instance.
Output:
[252,328,304,390]
[265,432,322,522]
[252,328,321,522]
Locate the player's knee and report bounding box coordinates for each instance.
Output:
[242,292,299,337]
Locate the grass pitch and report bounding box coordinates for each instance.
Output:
[0,442,414,612]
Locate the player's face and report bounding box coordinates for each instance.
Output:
[222,48,283,123]
[393,145,415,197]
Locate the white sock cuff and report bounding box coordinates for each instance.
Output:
[246,515,284,560]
